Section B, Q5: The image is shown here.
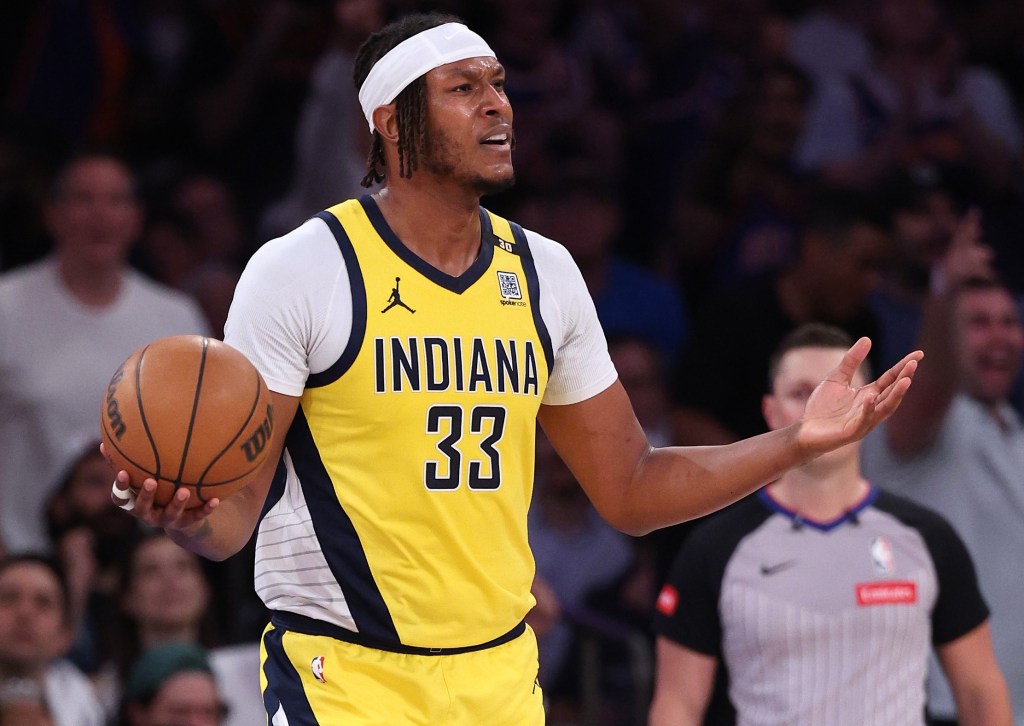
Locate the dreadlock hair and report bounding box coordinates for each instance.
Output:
[353,12,463,187]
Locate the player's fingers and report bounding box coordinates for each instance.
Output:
[110,471,136,511]
[828,337,872,385]
[866,357,919,423]
[871,374,914,421]
[195,498,220,522]
[158,486,192,528]
[131,478,161,520]
[99,442,119,469]
[165,495,220,535]
[868,349,923,395]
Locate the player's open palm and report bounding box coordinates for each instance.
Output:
[797,338,922,455]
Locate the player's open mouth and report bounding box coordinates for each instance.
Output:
[480,127,513,147]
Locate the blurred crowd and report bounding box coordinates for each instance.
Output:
[2,0,1024,724]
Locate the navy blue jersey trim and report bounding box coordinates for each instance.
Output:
[262,625,318,725]
[306,211,367,389]
[508,222,554,372]
[286,406,400,643]
[358,195,494,294]
[272,611,526,656]
[258,457,289,524]
[757,485,879,531]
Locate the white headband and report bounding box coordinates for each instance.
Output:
[357,23,496,133]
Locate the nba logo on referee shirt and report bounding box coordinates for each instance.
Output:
[870,536,894,574]
[311,656,327,684]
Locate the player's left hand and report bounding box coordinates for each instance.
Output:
[796,338,922,456]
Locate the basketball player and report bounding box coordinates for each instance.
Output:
[649,324,1010,726]
[109,13,921,724]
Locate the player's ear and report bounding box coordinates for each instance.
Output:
[372,104,400,143]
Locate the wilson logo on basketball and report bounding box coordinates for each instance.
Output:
[105,364,127,439]
[240,404,274,462]
[855,581,917,606]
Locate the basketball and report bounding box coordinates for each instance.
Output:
[100,335,274,508]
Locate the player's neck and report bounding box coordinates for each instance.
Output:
[56,254,124,308]
[373,183,483,277]
[768,459,869,523]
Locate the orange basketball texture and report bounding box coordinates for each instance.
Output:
[100,335,274,508]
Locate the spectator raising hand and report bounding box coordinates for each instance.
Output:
[863,207,1024,720]
[931,207,994,294]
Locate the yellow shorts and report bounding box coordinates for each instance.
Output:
[260,620,545,725]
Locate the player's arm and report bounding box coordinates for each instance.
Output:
[647,638,716,726]
[115,391,300,561]
[539,338,920,535]
[936,622,1012,726]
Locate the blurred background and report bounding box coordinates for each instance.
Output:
[2,1,1024,724]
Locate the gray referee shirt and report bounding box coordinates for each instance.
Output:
[654,487,988,726]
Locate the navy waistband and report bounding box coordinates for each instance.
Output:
[271,611,527,656]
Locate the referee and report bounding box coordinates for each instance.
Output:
[650,324,1011,726]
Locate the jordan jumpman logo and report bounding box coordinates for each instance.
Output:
[382,277,415,314]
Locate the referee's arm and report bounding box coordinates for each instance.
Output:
[648,638,716,726]
[937,621,1012,726]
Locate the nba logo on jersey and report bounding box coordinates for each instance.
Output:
[870,536,894,574]
[497,271,522,301]
[311,656,327,684]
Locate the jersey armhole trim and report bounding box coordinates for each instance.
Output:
[509,221,554,372]
[306,210,366,389]
[258,457,289,523]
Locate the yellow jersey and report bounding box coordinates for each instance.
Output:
[230,196,616,651]
[272,198,552,649]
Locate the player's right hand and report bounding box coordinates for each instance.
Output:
[104,443,219,534]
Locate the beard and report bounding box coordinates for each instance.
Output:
[419,124,516,197]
